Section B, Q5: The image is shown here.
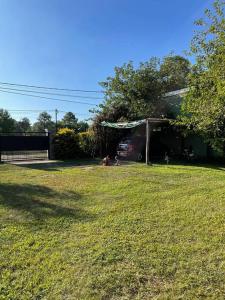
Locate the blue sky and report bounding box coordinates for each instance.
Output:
[0,0,211,123]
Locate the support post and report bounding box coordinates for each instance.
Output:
[48,131,55,160]
[146,119,151,165]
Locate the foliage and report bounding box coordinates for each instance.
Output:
[15,117,31,133]
[77,120,89,132]
[2,162,225,298]
[179,0,225,152]
[160,55,190,92]
[91,55,190,157]
[59,112,79,132]
[32,111,55,132]
[54,128,80,159]
[78,130,96,157]
[58,112,89,133]
[98,58,165,121]
[0,109,15,132]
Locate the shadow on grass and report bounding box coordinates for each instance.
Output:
[12,159,101,172]
[0,183,93,222]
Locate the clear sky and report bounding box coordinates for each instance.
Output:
[0,0,211,123]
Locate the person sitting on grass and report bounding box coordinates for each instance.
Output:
[102,155,110,166]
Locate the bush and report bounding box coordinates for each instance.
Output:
[54,128,80,159]
[78,130,97,157]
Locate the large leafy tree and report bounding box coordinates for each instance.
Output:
[32,112,55,132]
[92,55,191,156]
[15,117,31,133]
[160,55,190,92]
[179,0,225,151]
[0,109,15,133]
[98,58,165,121]
[95,55,190,123]
[59,112,79,132]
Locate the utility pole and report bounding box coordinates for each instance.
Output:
[55,109,58,131]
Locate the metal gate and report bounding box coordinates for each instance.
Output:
[0,132,50,162]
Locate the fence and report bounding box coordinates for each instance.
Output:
[0,132,51,162]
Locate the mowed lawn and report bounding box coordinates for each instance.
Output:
[1,162,225,299]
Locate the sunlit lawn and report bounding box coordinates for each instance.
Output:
[1,161,225,299]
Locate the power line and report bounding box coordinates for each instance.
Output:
[0,86,104,100]
[0,89,97,106]
[0,81,104,94]
[8,109,55,112]
[7,109,89,116]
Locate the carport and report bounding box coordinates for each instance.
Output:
[101,118,169,165]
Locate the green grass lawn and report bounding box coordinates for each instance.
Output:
[1,161,225,299]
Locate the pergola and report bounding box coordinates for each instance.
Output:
[101,118,169,165]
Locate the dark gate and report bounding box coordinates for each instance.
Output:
[0,132,50,162]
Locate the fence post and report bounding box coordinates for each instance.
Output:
[48,131,55,160]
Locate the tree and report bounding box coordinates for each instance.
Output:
[98,58,166,121]
[59,112,78,132]
[77,121,89,132]
[179,0,225,152]
[15,117,31,133]
[0,109,15,133]
[32,112,55,132]
[160,55,190,92]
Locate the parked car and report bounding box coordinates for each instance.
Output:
[117,137,145,161]
[117,135,171,161]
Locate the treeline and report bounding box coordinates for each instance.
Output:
[0,110,89,133]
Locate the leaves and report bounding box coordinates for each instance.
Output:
[179,0,225,151]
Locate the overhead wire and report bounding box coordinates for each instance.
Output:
[0,81,104,94]
[7,109,89,116]
[0,86,104,100]
[0,89,97,106]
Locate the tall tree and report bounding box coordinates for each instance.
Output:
[59,112,78,131]
[32,112,55,132]
[15,117,31,133]
[0,109,15,132]
[179,0,225,151]
[98,58,165,121]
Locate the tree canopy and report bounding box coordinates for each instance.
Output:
[160,55,190,92]
[59,112,78,131]
[0,109,15,133]
[32,112,55,132]
[179,0,225,151]
[15,117,31,133]
[95,55,190,124]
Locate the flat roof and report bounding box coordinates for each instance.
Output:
[164,88,189,97]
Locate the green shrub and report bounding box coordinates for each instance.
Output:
[54,128,80,159]
[78,130,97,157]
